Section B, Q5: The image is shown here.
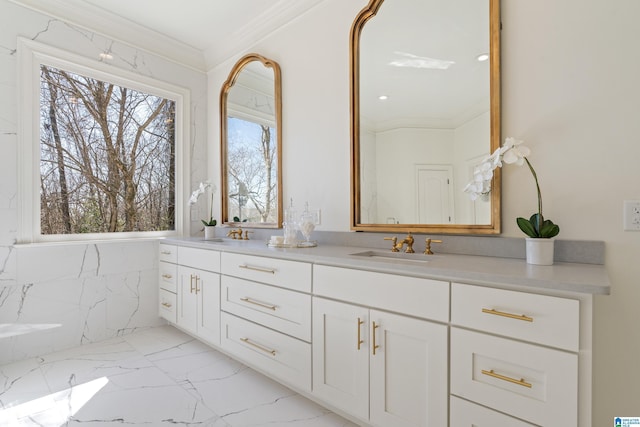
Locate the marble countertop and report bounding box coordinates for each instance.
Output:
[165,237,611,296]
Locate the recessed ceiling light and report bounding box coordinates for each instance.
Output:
[378,95,388,100]
[476,53,489,62]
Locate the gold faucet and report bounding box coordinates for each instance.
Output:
[226,228,242,239]
[424,238,443,255]
[384,232,415,253]
[242,230,253,240]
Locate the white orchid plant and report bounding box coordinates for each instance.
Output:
[189,181,217,227]
[464,137,560,239]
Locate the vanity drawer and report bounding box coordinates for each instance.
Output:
[159,261,178,293]
[451,282,579,351]
[177,247,221,272]
[313,265,449,322]
[159,243,177,263]
[450,327,577,426]
[450,396,535,427]
[221,275,311,341]
[220,312,311,392]
[221,252,311,292]
[159,288,177,323]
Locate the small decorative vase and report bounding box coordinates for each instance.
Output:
[525,238,555,265]
[204,226,216,240]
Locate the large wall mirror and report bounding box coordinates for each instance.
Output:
[220,54,283,228]
[351,0,501,234]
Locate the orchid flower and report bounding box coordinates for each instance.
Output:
[463,137,559,238]
[189,181,217,227]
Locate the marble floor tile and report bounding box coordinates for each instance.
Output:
[0,326,359,427]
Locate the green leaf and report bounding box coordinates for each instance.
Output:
[539,220,560,238]
[517,217,537,238]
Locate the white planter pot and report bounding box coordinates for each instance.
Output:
[204,226,216,240]
[525,238,555,265]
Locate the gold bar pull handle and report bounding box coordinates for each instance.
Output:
[194,275,200,295]
[357,318,364,350]
[189,274,195,293]
[240,297,277,311]
[162,274,173,279]
[372,321,380,356]
[240,337,277,356]
[482,308,533,322]
[161,302,172,308]
[481,369,532,388]
[239,264,276,274]
[160,250,172,255]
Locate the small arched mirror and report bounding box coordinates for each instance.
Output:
[351,0,501,234]
[220,54,283,227]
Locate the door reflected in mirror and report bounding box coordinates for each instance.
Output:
[220,54,282,227]
[351,0,501,234]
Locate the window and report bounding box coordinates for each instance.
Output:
[18,39,189,243]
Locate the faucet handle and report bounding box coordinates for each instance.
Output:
[383,236,399,252]
[243,230,254,240]
[424,238,443,255]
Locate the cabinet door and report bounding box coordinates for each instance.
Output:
[197,269,220,345]
[370,310,448,427]
[312,297,369,420]
[177,266,198,335]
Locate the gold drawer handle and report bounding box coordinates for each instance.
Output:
[482,308,533,322]
[240,297,277,311]
[239,264,276,274]
[240,337,276,356]
[162,274,173,279]
[161,302,172,308]
[481,369,532,388]
[357,318,364,350]
[160,250,172,255]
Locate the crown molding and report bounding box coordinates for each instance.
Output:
[203,0,325,70]
[9,0,207,72]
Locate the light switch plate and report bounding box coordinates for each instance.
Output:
[623,200,640,231]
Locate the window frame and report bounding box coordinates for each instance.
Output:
[17,38,190,243]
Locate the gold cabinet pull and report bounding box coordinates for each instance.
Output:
[189,274,195,293]
[239,264,276,274]
[482,308,533,322]
[240,297,277,311]
[160,250,172,255]
[372,321,380,356]
[194,275,200,295]
[162,274,173,279]
[357,318,364,350]
[161,302,172,308]
[240,337,276,356]
[481,369,532,388]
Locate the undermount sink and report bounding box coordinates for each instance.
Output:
[350,250,432,264]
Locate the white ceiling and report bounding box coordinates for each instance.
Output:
[10,0,324,71]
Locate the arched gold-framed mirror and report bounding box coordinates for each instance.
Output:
[350,0,501,234]
[220,54,283,228]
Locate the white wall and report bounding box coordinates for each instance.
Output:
[209,0,640,423]
[0,1,208,363]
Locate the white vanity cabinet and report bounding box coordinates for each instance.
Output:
[175,247,221,346]
[219,252,313,391]
[158,244,178,323]
[450,282,584,426]
[312,265,449,427]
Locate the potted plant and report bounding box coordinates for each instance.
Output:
[189,181,217,240]
[464,137,559,265]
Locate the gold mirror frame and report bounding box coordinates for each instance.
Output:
[220,53,283,228]
[350,0,501,234]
